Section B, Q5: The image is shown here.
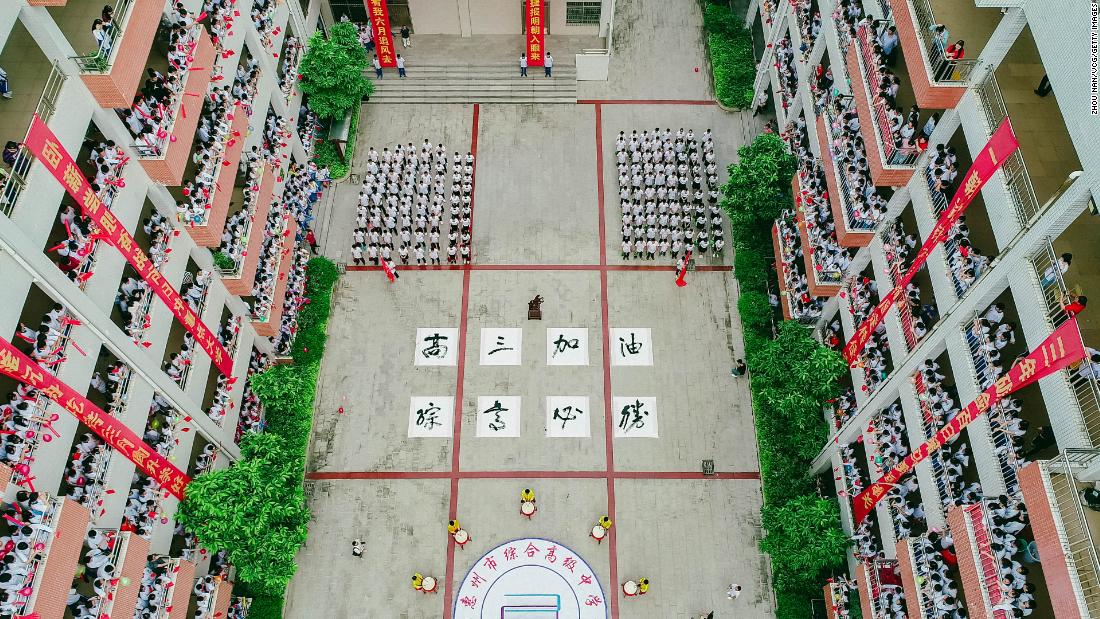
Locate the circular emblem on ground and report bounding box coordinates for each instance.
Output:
[453,537,608,618]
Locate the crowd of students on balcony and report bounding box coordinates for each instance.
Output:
[793,0,822,58]
[134,555,175,615]
[252,0,281,49]
[775,211,825,321]
[866,23,938,161]
[800,156,852,282]
[0,490,55,614]
[810,63,836,113]
[71,527,121,619]
[848,276,890,393]
[177,59,259,226]
[122,10,202,158]
[774,37,798,112]
[914,359,984,509]
[912,530,965,616]
[116,213,174,345]
[279,36,303,99]
[274,246,309,356]
[825,98,890,229]
[249,195,291,322]
[207,347,239,424]
[832,0,865,45]
[262,109,291,166]
[875,403,930,539]
[203,0,238,51]
[63,432,110,508]
[925,146,990,295]
[234,351,268,442]
[216,156,263,270]
[985,496,1039,616]
[882,220,934,344]
[832,385,857,428]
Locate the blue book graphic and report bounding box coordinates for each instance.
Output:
[498,594,561,618]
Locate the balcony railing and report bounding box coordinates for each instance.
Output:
[921,166,975,298]
[961,503,1011,619]
[1,62,67,215]
[144,556,181,619]
[85,529,128,619]
[1039,449,1100,616]
[909,0,977,84]
[10,495,64,615]
[1031,239,1100,447]
[974,73,1040,225]
[72,0,134,72]
[855,23,921,166]
[911,371,959,506]
[906,537,937,619]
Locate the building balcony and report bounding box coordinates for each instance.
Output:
[845,274,894,396]
[879,214,938,354]
[792,0,821,62]
[74,0,165,108]
[135,28,218,186]
[774,215,826,324]
[137,555,197,619]
[794,174,845,297]
[858,559,908,618]
[220,162,277,294]
[1019,451,1100,619]
[887,0,977,108]
[824,580,854,619]
[228,596,252,619]
[68,528,145,619]
[11,495,90,619]
[848,24,920,184]
[817,99,889,244]
[181,101,252,247]
[192,573,235,619]
[896,533,969,618]
[251,222,299,338]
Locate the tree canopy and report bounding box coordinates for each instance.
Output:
[297,21,374,119]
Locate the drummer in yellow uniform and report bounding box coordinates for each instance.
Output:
[447,519,461,535]
[412,572,424,591]
[598,516,613,530]
[638,578,650,595]
[521,488,536,503]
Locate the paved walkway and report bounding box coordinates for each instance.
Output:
[289,2,773,618]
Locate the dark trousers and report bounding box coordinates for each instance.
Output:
[520,66,527,76]
[375,68,383,78]
[399,67,406,78]
[545,66,552,77]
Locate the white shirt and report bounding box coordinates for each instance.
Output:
[520,56,528,68]
[544,54,553,67]
[396,57,405,69]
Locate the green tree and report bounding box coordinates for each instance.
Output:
[761,494,850,593]
[720,134,797,233]
[176,433,311,590]
[298,22,374,119]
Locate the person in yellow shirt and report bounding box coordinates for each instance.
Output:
[521,488,536,503]
[638,578,650,594]
[447,519,461,535]
[598,516,613,530]
[412,573,424,591]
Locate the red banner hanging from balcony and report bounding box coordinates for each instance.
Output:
[0,336,192,499]
[842,118,1019,365]
[850,318,1086,525]
[526,0,546,66]
[24,114,235,377]
[366,0,397,67]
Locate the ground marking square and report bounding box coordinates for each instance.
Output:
[610,327,653,366]
[612,396,658,438]
[545,396,591,438]
[414,328,459,366]
[475,395,522,437]
[408,396,455,438]
[545,327,589,366]
[479,327,523,365]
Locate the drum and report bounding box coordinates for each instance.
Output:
[422,576,437,592]
[591,525,606,540]
[623,580,638,596]
[453,529,469,544]
[521,501,536,515]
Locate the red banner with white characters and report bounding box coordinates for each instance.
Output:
[851,318,1086,525]
[843,118,1020,365]
[24,115,234,377]
[366,0,397,67]
[526,0,546,66]
[0,336,191,499]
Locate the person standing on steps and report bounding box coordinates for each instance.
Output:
[400,24,411,48]
[519,53,528,77]
[372,55,383,79]
[544,52,553,77]
[397,54,407,78]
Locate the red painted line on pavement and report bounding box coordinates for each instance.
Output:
[305,470,762,480]
[346,264,732,272]
[594,102,620,619]
[577,99,718,106]
[443,105,480,619]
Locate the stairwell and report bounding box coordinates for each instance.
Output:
[366,63,577,104]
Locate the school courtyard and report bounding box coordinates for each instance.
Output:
[285,3,771,617]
